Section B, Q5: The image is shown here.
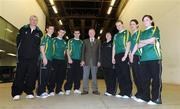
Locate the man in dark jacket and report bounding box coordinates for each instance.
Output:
[11,15,43,100]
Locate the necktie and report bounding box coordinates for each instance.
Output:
[90,38,93,46]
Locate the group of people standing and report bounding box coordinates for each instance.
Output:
[11,14,162,105]
[110,15,162,105]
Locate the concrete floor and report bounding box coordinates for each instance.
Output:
[0,80,180,109]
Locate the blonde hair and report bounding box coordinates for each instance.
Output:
[29,15,38,20]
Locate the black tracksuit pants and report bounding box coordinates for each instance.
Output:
[131,55,143,98]
[102,67,116,95]
[115,53,132,97]
[64,60,82,91]
[37,60,54,95]
[11,60,38,97]
[52,59,66,93]
[140,60,162,102]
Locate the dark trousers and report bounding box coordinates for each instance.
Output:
[115,53,132,96]
[52,59,66,93]
[141,60,162,102]
[37,60,53,95]
[102,67,116,95]
[131,55,143,98]
[11,60,38,97]
[64,60,82,91]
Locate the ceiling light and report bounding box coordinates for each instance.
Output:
[100,29,103,34]
[7,53,16,57]
[0,49,5,53]
[59,20,63,25]
[5,28,13,33]
[66,36,69,39]
[49,0,55,5]
[107,7,112,15]
[110,0,116,6]
[97,36,101,40]
[52,6,58,14]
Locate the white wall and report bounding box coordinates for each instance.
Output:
[0,56,16,66]
[0,0,46,31]
[119,0,180,84]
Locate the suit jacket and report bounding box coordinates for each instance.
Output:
[82,38,101,66]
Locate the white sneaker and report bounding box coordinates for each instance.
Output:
[115,94,123,98]
[131,96,136,100]
[122,95,130,99]
[132,96,139,102]
[137,98,146,103]
[13,95,20,100]
[58,91,64,96]
[65,90,71,95]
[48,92,55,96]
[148,101,157,105]
[134,98,146,103]
[36,92,49,99]
[26,94,34,99]
[104,92,112,96]
[74,90,81,94]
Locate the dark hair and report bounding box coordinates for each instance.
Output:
[130,19,139,25]
[116,20,123,24]
[58,26,65,31]
[73,28,80,33]
[46,25,54,29]
[142,15,155,26]
[106,32,112,35]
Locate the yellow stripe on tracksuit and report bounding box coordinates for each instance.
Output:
[136,30,141,54]
[136,30,141,43]
[52,39,56,56]
[152,26,161,58]
[68,40,72,55]
[41,36,48,53]
[123,31,129,48]
[45,43,48,52]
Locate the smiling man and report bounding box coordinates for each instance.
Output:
[11,15,43,100]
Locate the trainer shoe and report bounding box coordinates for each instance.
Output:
[58,91,64,96]
[74,89,81,94]
[48,92,55,96]
[104,92,112,96]
[65,90,71,95]
[122,95,130,99]
[148,101,157,105]
[115,94,123,98]
[13,95,20,101]
[26,94,34,99]
[36,92,49,99]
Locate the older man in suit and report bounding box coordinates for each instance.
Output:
[81,28,101,95]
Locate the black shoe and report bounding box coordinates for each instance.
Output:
[153,98,162,104]
[81,91,88,95]
[92,91,100,95]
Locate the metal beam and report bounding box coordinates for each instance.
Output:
[64,7,100,10]
[36,0,51,25]
[36,0,50,17]
[52,16,116,20]
[115,0,129,19]
[54,0,111,2]
[81,19,85,37]
[69,19,74,31]
[91,20,96,28]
